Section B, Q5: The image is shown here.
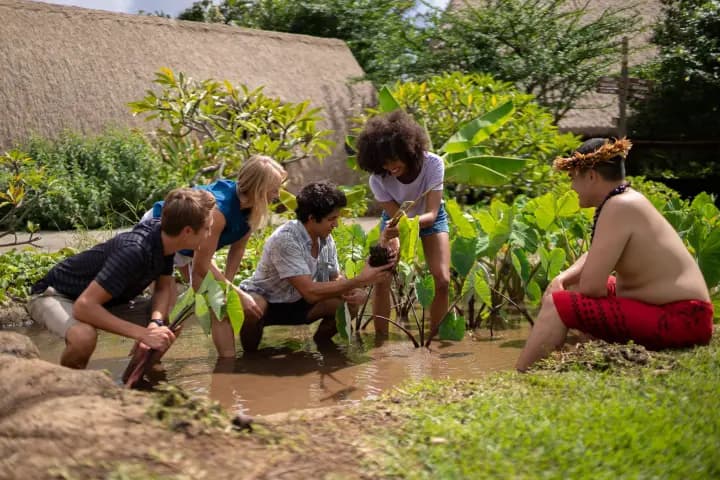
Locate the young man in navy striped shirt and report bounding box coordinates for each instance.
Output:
[29,188,216,369]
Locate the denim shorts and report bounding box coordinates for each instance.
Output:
[380,202,449,237]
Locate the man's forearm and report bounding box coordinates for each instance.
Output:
[560,252,588,285]
[302,277,363,304]
[151,288,172,323]
[74,301,147,340]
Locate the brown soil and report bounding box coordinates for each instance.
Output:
[532,339,678,373]
[0,331,399,480]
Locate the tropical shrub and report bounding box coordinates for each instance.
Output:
[0,150,56,243]
[129,68,335,184]
[16,130,180,229]
[0,249,74,304]
[352,73,579,203]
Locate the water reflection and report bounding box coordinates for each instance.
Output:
[10,317,529,416]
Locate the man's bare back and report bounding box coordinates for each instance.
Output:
[592,189,710,304]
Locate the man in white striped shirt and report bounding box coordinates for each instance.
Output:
[239,182,393,352]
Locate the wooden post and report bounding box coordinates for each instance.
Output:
[618,37,629,137]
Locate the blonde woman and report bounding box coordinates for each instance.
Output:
[142,155,287,356]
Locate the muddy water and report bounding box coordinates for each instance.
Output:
[15,319,530,416]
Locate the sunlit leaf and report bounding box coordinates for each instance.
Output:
[226,288,244,336]
[556,191,580,217]
[205,275,225,321]
[378,85,402,113]
[547,248,566,279]
[451,236,478,278]
[416,274,435,309]
[335,303,351,341]
[473,268,492,306]
[441,101,514,153]
[278,188,297,212]
[698,228,720,288]
[439,312,465,341]
[399,215,420,263]
[445,198,477,238]
[533,193,556,230]
[169,287,195,324]
[195,294,211,335]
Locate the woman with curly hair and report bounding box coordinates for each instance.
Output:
[357,110,450,344]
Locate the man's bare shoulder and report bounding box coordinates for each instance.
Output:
[601,189,653,218]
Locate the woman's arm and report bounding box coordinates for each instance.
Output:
[224,232,251,282]
[417,190,442,229]
[190,208,226,289]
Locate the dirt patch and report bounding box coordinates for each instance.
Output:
[0,332,396,479]
[532,340,678,373]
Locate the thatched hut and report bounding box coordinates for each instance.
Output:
[0,0,374,188]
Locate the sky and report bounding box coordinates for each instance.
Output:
[37,0,450,18]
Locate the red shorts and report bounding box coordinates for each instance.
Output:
[552,277,714,350]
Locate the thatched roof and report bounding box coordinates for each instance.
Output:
[448,0,662,136]
[0,0,374,188]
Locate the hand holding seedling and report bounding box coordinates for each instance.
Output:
[356,258,394,285]
[342,288,369,305]
[139,324,175,351]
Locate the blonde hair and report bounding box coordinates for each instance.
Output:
[236,155,287,231]
[161,188,216,236]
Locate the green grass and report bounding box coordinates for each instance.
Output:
[372,337,720,479]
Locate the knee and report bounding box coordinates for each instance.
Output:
[65,323,97,352]
[240,317,263,353]
[432,272,450,294]
[540,292,557,312]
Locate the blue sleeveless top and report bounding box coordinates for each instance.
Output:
[152,180,251,256]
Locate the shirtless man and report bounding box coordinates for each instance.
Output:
[516,138,713,371]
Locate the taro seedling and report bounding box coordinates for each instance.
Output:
[123,272,243,388]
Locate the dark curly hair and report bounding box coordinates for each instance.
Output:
[295,181,347,223]
[356,110,429,177]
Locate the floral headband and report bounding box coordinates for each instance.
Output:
[553,138,632,171]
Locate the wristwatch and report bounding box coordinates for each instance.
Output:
[150,318,165,327]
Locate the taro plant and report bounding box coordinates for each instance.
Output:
[652,190,720,318]
[344,86,533,341]
[123,272,244,388]
[446,189,591,334]
[129,68,335,184]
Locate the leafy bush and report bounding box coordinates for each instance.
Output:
[0,150,56,242]
[354,73,579,203]
[0,249,73,303]
[16,130,181,229]
[129,68,335,184]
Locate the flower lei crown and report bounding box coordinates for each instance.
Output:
[553,138,632,171]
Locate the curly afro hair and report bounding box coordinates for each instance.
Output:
[356,110,429,177]
[295,181,347,223]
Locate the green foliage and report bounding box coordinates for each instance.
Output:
[376,337,720,478]
[446,190,591,330]
[402,0,640,121]
[630,0,720,140]
[129,68,335,184]
[15,130,179,230]
[355,73,579,202]
[172,272,245,336]
[0,249,74,303]
[0,150,55,241]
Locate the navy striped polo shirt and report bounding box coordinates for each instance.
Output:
[32,219,174,306]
